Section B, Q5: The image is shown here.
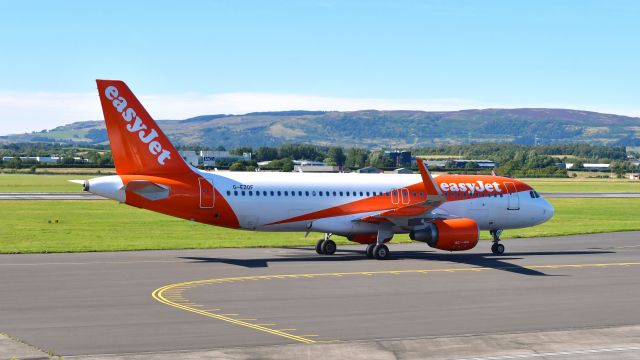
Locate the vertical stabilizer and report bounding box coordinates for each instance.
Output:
[96,80,190,175]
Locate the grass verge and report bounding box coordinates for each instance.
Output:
[0,198,639,253]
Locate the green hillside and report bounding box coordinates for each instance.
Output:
[2,108,640,148]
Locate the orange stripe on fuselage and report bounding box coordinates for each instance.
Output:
[265,175,532,226]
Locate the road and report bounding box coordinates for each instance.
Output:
[1,232,639,359]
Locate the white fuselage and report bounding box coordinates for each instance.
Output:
[203,171,554,235]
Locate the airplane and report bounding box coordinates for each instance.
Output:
[74,80,554,260]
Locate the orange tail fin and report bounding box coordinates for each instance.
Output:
[96,80,190,175]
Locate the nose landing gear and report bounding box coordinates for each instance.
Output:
[490,229,505,255]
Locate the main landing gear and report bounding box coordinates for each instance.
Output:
[490,229,505,255]
[366,223,393,260]
[316,233,336,255]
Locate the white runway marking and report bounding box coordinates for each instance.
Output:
[454,346,640,360]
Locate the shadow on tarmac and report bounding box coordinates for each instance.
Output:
[179,248,614,277]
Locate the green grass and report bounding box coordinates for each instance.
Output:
[523,178,640,193]
[1,198,639,253]
[0,174,93,192]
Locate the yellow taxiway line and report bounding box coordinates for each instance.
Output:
[152,261,640,344]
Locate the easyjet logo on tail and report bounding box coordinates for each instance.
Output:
[104,86,171,165]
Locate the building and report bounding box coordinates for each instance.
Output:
[293,160,325,167]
[393,168,413,174]
[179,151,199,166]
[200,151,251,167]
[629,173,639,180]
[3,156,65,163]
[177,150,252,167]
[356,166,383,174]
[292,160,339,173]
[424,160,446,169]
[385,150,412,166]
[294,165,340,173]
[565,163,611,171]
[451,160,496,169]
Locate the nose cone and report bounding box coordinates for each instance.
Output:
[541,199,554,223]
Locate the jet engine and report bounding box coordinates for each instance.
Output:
[409,218,479,251]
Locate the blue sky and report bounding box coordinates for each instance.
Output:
[0,0,638,134]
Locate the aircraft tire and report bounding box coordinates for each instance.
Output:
[373,244,389,260]
[492,243,505,255]
[322,239,337,255]
[365,243,375,258]
[315,239,325,254]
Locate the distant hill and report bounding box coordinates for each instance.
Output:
[2,108,640,148]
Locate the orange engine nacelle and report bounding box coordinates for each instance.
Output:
[410,218,479,251]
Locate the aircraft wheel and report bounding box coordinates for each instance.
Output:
[492,243,505,255]
[315,239,324,254]
[365,243,375,258]
[373,244,390,260]
[321,239,337,255]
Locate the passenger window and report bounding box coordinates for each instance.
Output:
[263,191,267,196]
[277,191,281,196]
[339,191,343,196]
[386,192,390,196]
[249,191,253,196]
[312,191,316,196]
[420,192,423,197]
[284,191,288,196]
[226,190,231,196]
[270,191,274,196]
[413,192,417,197]
[366,192,370,196]
[298,191,302,196]
[291,191,295,197]
[256,191,260,196]
[333,191,337,196]
[241,191,245,196]
[360,191,364,196]
[346,191,350,196]
[234,191,238,196]
[319,191,323,196]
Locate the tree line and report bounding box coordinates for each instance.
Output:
[1,142,637,178]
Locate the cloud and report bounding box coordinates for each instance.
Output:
[0,90,638,136]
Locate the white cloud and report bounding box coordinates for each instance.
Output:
[0,90,638,136]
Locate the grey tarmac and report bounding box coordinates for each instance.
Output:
[1,231,640,359]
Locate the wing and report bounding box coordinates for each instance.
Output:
[357,159,448,225]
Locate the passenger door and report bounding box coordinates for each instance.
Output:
[198,177,215,208]
[504,182,519,210]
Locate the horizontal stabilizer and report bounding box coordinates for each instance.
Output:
[124,180,170,201]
